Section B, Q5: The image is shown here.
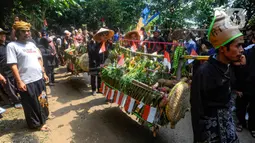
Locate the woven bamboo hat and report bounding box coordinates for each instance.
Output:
[208,11,243,49]
[124,30,140,40]
[93,28,114,42]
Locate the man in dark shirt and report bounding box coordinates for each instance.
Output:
[190,12,244,142]
[234,34,255,138]
[0,28,21,108]
[147,29,165,54]
[88,28,113,95]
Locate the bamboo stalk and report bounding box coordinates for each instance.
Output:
[146,68,171,75]
[132,80,162,96]
[182,55,209,60]
[119,46,164,58]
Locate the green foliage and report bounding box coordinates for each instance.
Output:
[0,0,253,34]
[0,0,80,30]
[47,0,145,31]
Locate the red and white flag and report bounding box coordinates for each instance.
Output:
[106,88,112,99]
[43,19,48,27]
[120,94,128,107]
[100,82,105,93]
[104,86,109,96]
[137,101,144,109]
[188,49,198,64]
[191,48,198,56]
[131,42,137,52]
[117,54,125,66]
[117,92,124,105]
[109,89,115,101]
[114,91,121,104]
[99,42,106,53]
[124,96,131,111]
[163,51,171,70]
[142,105,157,123]
[124,96,135,113]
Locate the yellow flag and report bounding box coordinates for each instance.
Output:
[136,17,144,31]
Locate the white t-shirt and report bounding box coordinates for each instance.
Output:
[7,41,42,84]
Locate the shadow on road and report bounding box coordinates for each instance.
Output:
[50,75,91,104]
[49,71,192,143]
[0,118,27,136]
[50,97,106,118]
[69,107,169,143]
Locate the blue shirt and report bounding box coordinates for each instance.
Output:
[185,39,197,54]
[113,34,119,42]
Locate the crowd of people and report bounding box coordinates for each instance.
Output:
[0,11,254,142]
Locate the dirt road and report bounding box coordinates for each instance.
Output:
[0,69,254,143]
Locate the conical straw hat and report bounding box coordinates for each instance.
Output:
[93,28,114,42]
[124,30,140,40]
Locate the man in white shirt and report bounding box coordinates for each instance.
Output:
[6,21,49,131]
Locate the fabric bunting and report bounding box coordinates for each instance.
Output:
[120,94,128,107]
[101,87,158,123]
[124,96,136,113]
[188,48,198,64]
[117,92,124,105]
[109,89,115,101]
[100,82,105,93]
[104,86,109,96]
[124,96,131,111]
[106,88,112,99]
[99,42,106,53]
[114,90,121,104]
[142,105,157,123]
[43,19,48,27]
[117,54,125,66]
[137,101,144,109]
[131,42,137,52]
[163,51,171,70]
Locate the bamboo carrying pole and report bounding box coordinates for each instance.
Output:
[182,55,209,60]
[119,45,164,58]
[119,44,210,61]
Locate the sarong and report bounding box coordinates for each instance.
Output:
[198,96,239,143]
[18,79,49,129]
[199,108,239,143]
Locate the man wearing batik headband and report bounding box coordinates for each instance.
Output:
[6,21,50,131]
[190,11,245,143]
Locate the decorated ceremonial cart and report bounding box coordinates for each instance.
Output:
[99,41,209,136]
[64,44,89,75]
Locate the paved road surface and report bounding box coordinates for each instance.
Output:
[1,71,254,143]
